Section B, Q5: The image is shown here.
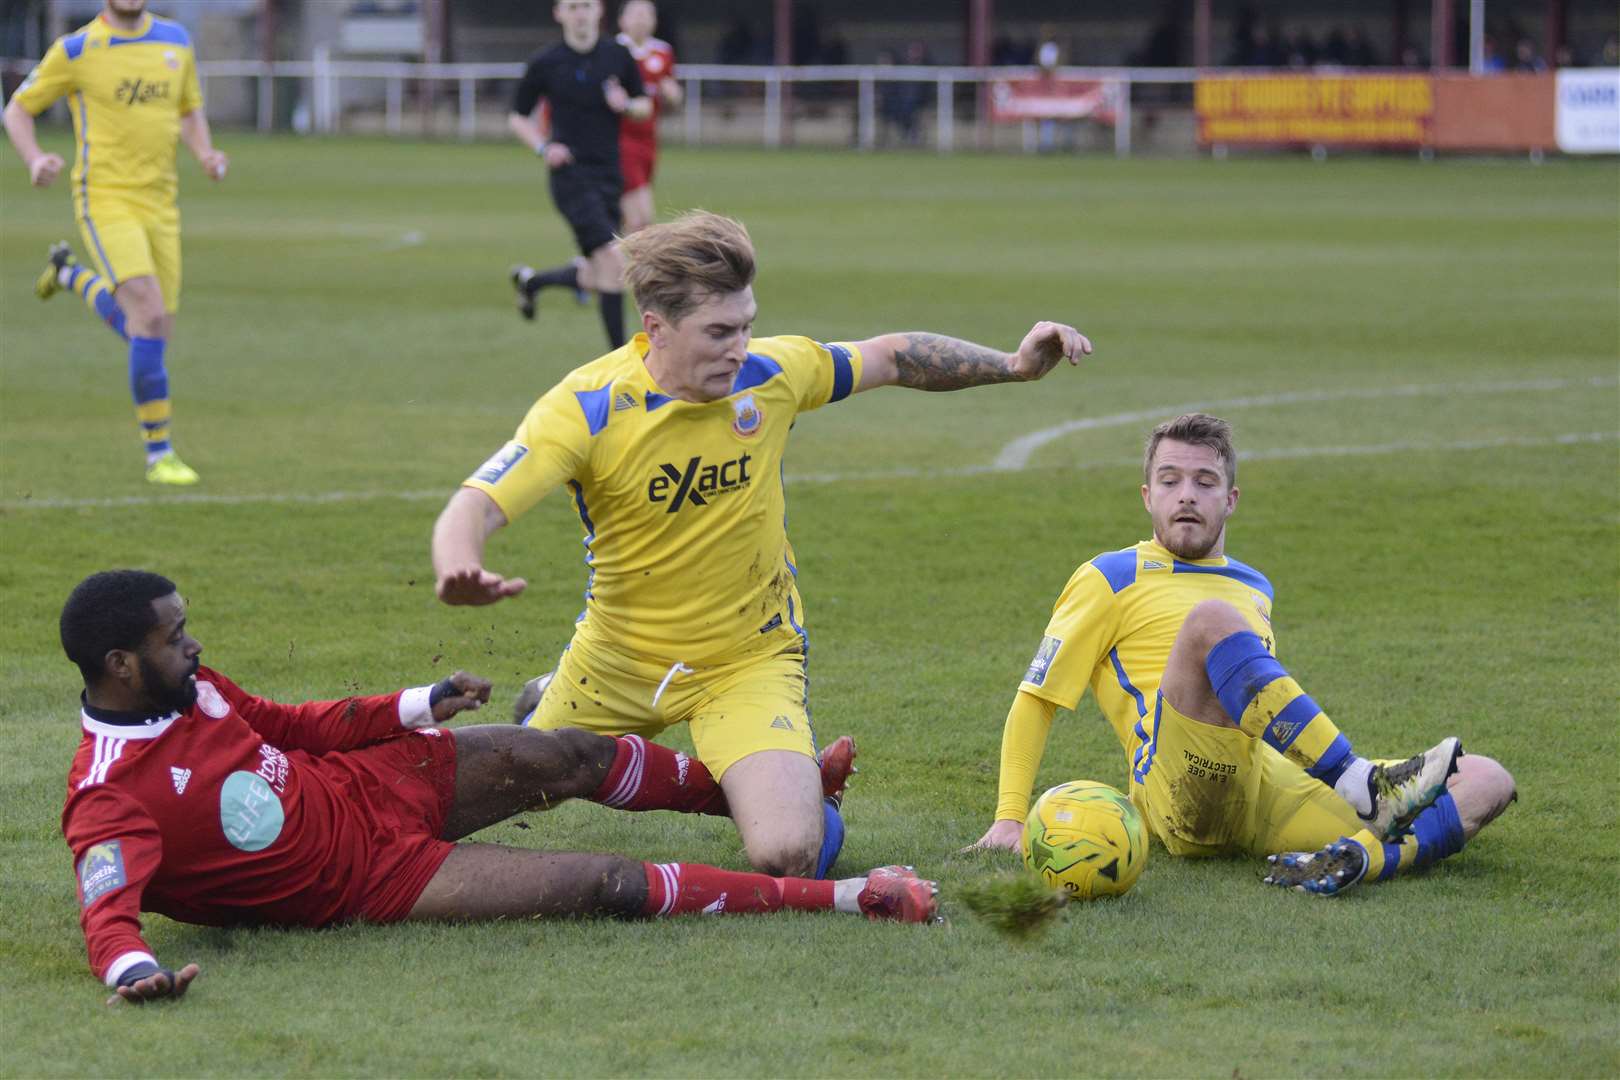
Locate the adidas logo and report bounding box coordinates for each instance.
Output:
[770,715,795,731]
[1143,560,1167,570]
[701,893,728,915]
[674,751,690,787]
[613,391,638,412]
[169,766,192,795]
[1268,719,1302,746]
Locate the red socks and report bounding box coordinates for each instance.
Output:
[591,734,729,816]
[641,862,836,917]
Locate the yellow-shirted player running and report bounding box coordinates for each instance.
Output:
[433,209,1093,879]
[3,0,227,485]
[970,413,1517,894]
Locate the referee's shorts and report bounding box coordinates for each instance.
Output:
[548,163,623,256]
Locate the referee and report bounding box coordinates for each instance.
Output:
[508,0,648,350]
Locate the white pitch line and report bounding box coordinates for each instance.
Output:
[4,432,1612,512]
[993,375,1619,471]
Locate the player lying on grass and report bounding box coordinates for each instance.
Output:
[60,571,939,1005]
[970,414,1516,894]
[434,209,1092,884]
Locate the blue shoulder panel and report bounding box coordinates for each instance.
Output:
[63,32,89,60]
[644,391,677,412]
[1090,549,1138,594]
[574,384,612,436]
[1171,557,1274,601]
[109,20,191,48]
[731,352,784,395]
[820,342,854,403]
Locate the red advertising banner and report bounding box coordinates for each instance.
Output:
[990,78,1117,125]
[1196,75,1433,147]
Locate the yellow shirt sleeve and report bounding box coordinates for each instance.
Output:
[1018,563,1122,711]
[179,47,203,114]
[993,691,1058,823]
[754,335,864,412]
[11,39,75,115]
[461,387,590,522]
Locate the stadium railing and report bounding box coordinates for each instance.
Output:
[0,55,1198,155]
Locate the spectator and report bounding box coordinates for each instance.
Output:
[1513,37,1547,72]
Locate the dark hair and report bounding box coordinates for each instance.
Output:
[60,570,177,684]
[1144,413,1238,488]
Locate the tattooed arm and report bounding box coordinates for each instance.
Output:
[852,321,1092,393]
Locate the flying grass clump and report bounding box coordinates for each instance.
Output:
[958,871,1069,940]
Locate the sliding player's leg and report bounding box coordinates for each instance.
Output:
[1263,752,1516,895]
[1167,599,1460,838]
[404,844,937,923]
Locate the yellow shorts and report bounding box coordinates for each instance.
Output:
[77,191,182,313]
[1130,691,1362,857]
[525,633,817,781]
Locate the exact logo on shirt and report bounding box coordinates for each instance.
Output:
[79,841,127,908]
[1025,636,1063,686]
[648,453,753,512]
[472,442,529,486]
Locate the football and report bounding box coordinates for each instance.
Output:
[1022,780,1149,899]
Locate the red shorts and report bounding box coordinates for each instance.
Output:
[619,135,657,192]
[323,729,459,923]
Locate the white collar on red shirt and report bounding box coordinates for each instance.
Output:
[80,697,181,741]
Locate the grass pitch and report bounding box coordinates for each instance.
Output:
[2,136,1617,1077]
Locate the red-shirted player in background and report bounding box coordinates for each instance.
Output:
[59,570,937,1004]
[615,0,681,232]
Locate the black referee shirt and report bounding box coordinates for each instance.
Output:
[512,39,645,169]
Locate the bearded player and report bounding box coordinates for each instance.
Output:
[615,0,681,233]
[434,210,1092,883]
[970,414,1516,894]
[4,0,228,485]
[60,570,938,1004]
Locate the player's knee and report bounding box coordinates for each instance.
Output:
[1180,599,1248,653]
[1448,753,1516,838]
[743,821,822,878]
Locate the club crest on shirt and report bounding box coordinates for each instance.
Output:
[164,49,180,70]
[195,680,230,719]
[731,394,763,439]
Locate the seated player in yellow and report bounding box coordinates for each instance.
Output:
[970,413,1516,894]
[432,209,1093,880]
[2,0,228,485]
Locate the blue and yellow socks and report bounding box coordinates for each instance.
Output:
[129,336,173,463]
[1206,630,1376,815]
[61,264,128,340]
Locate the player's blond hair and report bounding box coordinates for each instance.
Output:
[620,210,756,323]
[1144,413,1237,487]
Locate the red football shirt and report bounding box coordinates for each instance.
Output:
[617,32,675,143]
[62,667,440,986]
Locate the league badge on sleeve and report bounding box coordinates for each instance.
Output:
[1025,636,1062,686]
[471,442,530,485]
[79,841,127,908]
[731,394,763,439]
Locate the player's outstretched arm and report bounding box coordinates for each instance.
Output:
[961,691,1060,852]
[432,488,527,606]
[2,99,64,187]
[852,321,1091,394]
[108,962,201,1007]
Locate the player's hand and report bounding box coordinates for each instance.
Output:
[1006,321,1092,381]
[603,76,630,114]
[106,963,200,1006]
[960,818,1024,853]
[199,148,228,181]
[543,142,574,169]
[435,566,528,606]
[430,671,493,722]
[28,153,64,187]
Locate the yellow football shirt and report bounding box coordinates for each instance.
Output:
[1018,538,1277,779]
[11,13,203,201]
[465,333,863,664]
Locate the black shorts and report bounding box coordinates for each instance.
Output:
[548,163,622,256]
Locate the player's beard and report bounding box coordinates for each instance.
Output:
[1158,519,1223,560]
[140,655,199,714]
